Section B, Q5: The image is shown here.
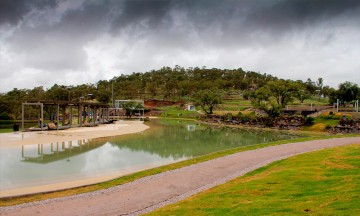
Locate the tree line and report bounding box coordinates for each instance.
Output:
[0,66,359,120]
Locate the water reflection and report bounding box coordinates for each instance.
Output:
[21,139,106,164]
[0,119,301,191]
[105,120,299,160]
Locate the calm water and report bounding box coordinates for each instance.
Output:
[0,119,301,191]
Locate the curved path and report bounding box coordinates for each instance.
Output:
[1,137,359,216]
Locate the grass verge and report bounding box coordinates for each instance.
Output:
[149,144,360,215]
[0,134,358,207]
[0,128,13,133]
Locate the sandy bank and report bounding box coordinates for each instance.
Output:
[0,120,149,147]
[0,120,150,197]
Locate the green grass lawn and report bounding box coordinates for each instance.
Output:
[0,128,13,133]
[149,144,360,215]
[160,109,200,119]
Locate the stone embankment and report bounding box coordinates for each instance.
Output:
[330,119,360,134]
[200,114,306,130]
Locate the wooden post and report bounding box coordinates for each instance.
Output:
[22,103,24,132]
[70,105,73,127]
[94,106,97,126]
[41,103,44,130]
[62,106,66,126]
[57,104,60,130]
[87,106,90,122]
[79,104,82,127]
[107,107,109,120]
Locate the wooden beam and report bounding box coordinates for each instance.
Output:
[41,103,44,131]
[57,104,60,130]
[22,103,24,132]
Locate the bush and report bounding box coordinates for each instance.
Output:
[263,117,274,127]
[325,124,332,130]
[0,112,12,120]
[304,117,315,126]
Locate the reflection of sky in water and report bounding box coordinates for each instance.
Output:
[0,119,300,191]
[0,142,178,190]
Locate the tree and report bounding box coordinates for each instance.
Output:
[194,89,221,114]
[45,84,69,101]
[316,77,323,100]
[321,85,335,99]
[251,86,271,106]
[249,80,300,117]
[305,78,317,95]
[267,80,299,108]
[295,84,311,103]
[96,90,111,104]
[122,101,144,118]
[332,82,360,104]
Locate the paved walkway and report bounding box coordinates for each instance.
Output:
[1,137,359,216]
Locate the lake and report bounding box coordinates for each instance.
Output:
[0,119,301,192]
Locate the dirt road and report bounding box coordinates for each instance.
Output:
[1,137,359,216]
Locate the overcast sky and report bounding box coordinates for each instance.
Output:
[1,0,360,93]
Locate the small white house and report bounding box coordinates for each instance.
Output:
[187,105,196,111]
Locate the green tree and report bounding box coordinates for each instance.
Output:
[331,82,360,104]
[305,78,317,95]
[249,80,300,117]
[194,89,222,114]
[96,90,111,104]
[267,80,299,108]
[316,77,324,100]
[122,101,144,118]
[321,85,335,99]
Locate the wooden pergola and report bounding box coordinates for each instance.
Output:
[22,100,110,131]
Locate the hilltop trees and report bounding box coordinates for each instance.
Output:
[0,65,358,120]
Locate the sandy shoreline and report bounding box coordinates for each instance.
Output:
[0,120,150,197]
[0,120,149,146]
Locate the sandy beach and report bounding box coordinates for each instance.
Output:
[0,120,149,147]
[0,120,150,197]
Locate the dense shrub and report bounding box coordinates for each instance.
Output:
[0,112,12,120]
[304,117,315,126]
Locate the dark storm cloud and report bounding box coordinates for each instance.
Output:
[1,0,360,92]
[0,0,59,25]
[2,0,360,33]
[245,0,360,33]
[110,0,174,31]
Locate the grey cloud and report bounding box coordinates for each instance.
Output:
[1,0,360,92]
[110,0,174,31]
[0,0,59,25]
[245,0,360,33]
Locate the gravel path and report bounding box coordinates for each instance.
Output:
[1,137,359,216]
